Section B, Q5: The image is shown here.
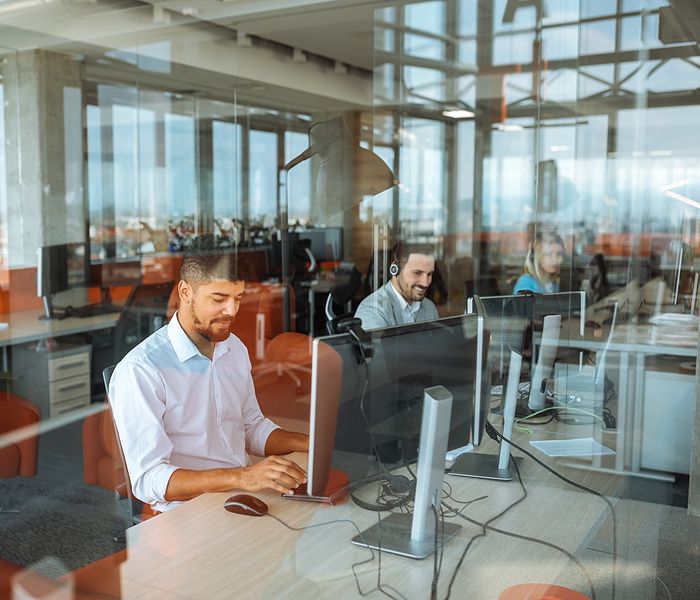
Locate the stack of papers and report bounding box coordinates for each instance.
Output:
[529,437,615,457]
[649,313,698,347]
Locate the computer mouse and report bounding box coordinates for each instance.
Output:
[224,494,268,517]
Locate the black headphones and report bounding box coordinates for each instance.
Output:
[389,261,400,277]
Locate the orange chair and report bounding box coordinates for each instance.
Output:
[0,392,39,479]
[498,583,590,600]
[82,368,157,523]
[82,405,126,496]
[253,332,313,392]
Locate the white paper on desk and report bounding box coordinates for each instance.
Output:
[529,438,615,457]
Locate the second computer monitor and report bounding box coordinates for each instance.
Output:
[306,313,489,494]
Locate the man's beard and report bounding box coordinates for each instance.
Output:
[191,306,231,343]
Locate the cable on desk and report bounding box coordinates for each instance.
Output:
[440,455,530,600]
[485,420,617,600]
[265,512,405,600]
[443,458,597,600]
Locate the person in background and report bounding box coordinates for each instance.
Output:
[513,231,565,294]
[354,241,438,330]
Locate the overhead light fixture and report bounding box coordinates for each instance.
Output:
[496,124,524,131]
[666,190,700,211]
[442,109,475,119]
[661,179,689,192]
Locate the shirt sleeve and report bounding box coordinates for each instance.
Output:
[355,299,392,330]
[109,360,179,506]
[240,361,279,456]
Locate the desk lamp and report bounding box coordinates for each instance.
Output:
[279,116,398,331]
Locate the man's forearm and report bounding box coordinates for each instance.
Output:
[164,467,243,502]
[164,452,308,501]
[264,428,309,456]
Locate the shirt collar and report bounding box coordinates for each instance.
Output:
[168,311,233,363]
[389,280,421,314]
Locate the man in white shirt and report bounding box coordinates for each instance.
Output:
[354,242,439,330]
[110,248,308,513]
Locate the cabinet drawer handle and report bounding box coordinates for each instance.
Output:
[57,360,86,370]
[57,382,87,393]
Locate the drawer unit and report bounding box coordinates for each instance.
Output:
[12,342,92,420]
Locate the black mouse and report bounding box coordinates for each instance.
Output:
[224,494,268,517]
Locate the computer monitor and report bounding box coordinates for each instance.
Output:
[468,291,579,413]
[302,313,489,498]
[234,246,270,282]
[89,258,143,307]
[298,227,344,263]
[299,314,488,559]
[37,242,89,319]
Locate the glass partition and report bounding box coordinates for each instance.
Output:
[0,1,698,598]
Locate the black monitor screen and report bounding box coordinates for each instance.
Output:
[310,314,488,489]
[37,242,89,297]
[95,259,143,287]
[299,228,344,262]
[235,247,270,282]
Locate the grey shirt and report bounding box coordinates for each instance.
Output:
[354,281,439,330]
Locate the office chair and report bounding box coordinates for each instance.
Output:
[324,265,362,335]
[102,365,157,524]
[252,332,313,393]
[0,392,40,480]
[112,282,173,363]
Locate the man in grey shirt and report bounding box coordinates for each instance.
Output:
[355,242,439,330]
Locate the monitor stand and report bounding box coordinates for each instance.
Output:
[352,386,461,559]
[448,350,524,481]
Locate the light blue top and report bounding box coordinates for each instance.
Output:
[512,274,559,295]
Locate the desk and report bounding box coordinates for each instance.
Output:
[0,308,120,350]
[552,322,697,481]
[117,450,630,600]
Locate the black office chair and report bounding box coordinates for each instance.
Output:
[112,282,173,362]
[325,266,362,335]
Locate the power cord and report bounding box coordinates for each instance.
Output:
[484,420,617,600]
[265,512,406,600]
[439,454,530,600]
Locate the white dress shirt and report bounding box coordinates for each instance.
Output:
[109,311,279,512]
[389,280,422,324]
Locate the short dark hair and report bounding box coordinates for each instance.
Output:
[180,236,254,285]
[391,241,435,268]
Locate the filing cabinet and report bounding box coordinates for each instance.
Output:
[12,342,92,419]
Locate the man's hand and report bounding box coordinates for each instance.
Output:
[239,456,307,495]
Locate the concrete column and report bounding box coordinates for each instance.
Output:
[3,49,85,267]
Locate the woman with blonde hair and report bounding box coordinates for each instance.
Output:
[513,231,565,294]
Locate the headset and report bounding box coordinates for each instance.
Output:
[389,261,400,277]
[350,474,416,512]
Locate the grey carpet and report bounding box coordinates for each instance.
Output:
[0,420,129,572]
[0,476,129,572]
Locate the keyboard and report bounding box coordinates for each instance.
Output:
[62,304,122,318]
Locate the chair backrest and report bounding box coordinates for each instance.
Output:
[324,266,362,335]
[102,365,150,519]
[113,282,173,362]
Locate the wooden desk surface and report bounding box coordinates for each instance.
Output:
[119,449,625,600]
[0,308,120,348]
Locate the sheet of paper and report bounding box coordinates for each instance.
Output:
[529,437,615,457]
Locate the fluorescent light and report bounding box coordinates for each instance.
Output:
[496,124,524,132]
[661,179,688,192]
[666,190,700,210]
[442,109,475,119]
[650,150,672,157]
[550,145,569,152]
